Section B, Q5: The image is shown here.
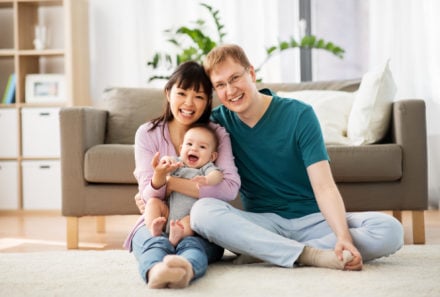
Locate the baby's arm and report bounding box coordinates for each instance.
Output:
[151,154,182,189]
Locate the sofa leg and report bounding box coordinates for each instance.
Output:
[66,217,79,249]
[96,216,106,233]
[412,211,425,244]
[392,210,402,223]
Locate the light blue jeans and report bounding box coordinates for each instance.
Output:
[191,198,404,267]
[131,227,224,283]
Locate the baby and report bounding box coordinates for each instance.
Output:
[144,124,223,246]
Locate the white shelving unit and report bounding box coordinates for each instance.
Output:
[0,0,90,210]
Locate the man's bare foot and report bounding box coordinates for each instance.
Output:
[169,220,184,246]
[150,217,167,236]
[297,246,354,270]
[163,255,194,288]
[147,262,186,289]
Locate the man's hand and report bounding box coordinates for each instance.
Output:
[334,240,363,271]
[134,192,145,214]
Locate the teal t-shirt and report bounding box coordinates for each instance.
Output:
[211,89,329,219]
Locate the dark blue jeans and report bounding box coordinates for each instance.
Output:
[131,227,224,283]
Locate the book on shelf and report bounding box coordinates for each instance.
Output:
[2,74,16,104]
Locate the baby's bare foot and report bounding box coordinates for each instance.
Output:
[169,220,184,247]
[150,217,167,236]
[147,262,185,289]
[164,255,194,288]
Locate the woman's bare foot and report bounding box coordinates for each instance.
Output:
[169,220,184,246]
[164,255,194,288]
[150,217,167,236]
[147,262,186,289]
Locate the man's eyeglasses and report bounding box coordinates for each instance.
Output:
[213,68,248,91]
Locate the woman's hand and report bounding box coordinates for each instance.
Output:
[134,192,145,214]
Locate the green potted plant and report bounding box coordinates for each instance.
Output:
[146,2,344,82]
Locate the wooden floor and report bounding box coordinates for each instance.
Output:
[0,210,439,253]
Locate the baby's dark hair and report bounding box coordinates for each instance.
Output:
[187,123,219,151]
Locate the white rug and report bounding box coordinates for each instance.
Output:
[1,245,439,297]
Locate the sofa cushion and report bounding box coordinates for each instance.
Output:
[84,144,136,183]
[84,143,402,185]
[328,144,402,182]
[276,90,355,145]
[103,80,362,145]
[258,79,361,92]
[347,60,397,145]
[103,87,165,144]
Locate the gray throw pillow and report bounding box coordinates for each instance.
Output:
[103,87,165,144]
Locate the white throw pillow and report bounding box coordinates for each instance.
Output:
[277,90,355,145]
[347,60,397,145]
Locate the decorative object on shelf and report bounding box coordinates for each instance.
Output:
[1,73,16,104]
[146,2,344,82]
[25,74,66,103]
[33,24,47,50]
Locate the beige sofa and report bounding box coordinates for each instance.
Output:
[60,79,428,249]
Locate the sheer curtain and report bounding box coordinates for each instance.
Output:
[88,0,439,207]
[369,0,440,208]
[88,0,301,105]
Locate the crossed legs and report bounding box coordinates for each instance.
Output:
[191,198,403,269]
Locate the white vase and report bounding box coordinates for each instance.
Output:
[33,25,47,50]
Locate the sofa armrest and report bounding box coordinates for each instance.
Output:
[60,107,108,216]
[391,99,428,209]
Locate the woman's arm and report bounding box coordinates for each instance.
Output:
[202,123,240,200]
[134,123,168,201]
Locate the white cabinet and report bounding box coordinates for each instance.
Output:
[0,109,18,157]
[22,160,61,210]
[0,161,19,210]
[21,108,60,157]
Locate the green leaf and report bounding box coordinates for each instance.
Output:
[279,41,289,50]
[266,46,277,55]
[289,37,299,48]
[316,39,325,48]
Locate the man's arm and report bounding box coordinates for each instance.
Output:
[307,160,363,271]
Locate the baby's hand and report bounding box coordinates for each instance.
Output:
[192,175,209,187]
[155,155,182,174]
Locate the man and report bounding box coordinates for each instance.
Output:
[189,44,403,271]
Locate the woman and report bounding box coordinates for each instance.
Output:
[123,61,240,289]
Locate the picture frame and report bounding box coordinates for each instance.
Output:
[25,74,66,103]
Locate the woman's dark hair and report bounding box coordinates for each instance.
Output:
[149,61,213,131]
